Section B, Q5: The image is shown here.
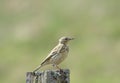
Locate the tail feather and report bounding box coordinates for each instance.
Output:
[33,65,42,73]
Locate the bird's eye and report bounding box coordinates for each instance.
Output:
[65,38,68,40]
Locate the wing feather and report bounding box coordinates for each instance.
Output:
[41,44,64,65]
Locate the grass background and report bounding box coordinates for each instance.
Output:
[0,0,120,83]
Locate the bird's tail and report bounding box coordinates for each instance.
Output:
[33,65,42,73]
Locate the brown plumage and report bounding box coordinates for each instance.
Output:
[33,37,74,72]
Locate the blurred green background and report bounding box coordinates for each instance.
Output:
[0,0,120,83]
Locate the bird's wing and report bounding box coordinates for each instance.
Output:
[40,44,64,65]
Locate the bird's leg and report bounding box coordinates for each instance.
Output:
[52,64,61,70]
[56,65,61,70]
[52,64,64,74]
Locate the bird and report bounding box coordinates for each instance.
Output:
[33,36,74,73]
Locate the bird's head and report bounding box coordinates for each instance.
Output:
[59,36,74,44]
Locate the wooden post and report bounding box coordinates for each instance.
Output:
[26,69,70,83]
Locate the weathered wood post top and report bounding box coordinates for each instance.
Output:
[26,69,70,83]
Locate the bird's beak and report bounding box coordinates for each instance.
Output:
[69,38,74,40]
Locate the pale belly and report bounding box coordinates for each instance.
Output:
[50,51,68,65]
